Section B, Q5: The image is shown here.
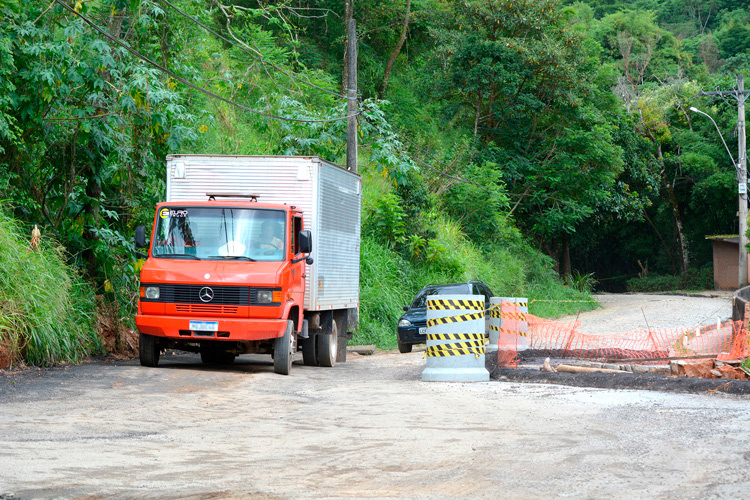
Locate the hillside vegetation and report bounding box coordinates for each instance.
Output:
[1,0,748,362]
[0,209,102,368]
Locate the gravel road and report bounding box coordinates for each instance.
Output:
[559,292,734,334]
[1,293,748,500]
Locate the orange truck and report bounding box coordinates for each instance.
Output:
[134,155,361,374]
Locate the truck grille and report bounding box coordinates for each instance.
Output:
[175,304,240,314]
[158,284,249,305]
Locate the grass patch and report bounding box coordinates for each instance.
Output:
[0,210,103,368]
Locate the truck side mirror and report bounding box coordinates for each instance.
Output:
[135,226,147,248]
[299,230,312,254]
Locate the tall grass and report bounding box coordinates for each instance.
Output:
[0,210,103,367]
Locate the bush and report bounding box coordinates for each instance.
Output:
[0,210,103,367]
[625,268,714,292]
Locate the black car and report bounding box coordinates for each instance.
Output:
[396,280,494,353]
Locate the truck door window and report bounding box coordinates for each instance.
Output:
[293,216,302,254]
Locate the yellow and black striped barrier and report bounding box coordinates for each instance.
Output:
[427,299,484,311]
[422,294,490,382]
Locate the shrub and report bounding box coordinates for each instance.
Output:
[625,268,714,292]
[0,210,103,367]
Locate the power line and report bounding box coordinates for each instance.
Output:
[52,0,357,124]
[157,0,345,100]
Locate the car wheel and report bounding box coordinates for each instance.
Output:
[397,341,413,354]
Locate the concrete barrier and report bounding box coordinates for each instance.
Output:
[422,294,489,382]
[732,285,750,323]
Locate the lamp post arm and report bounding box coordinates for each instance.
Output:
[689,106,739,177]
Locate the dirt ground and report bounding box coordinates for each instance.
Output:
[1,293,749,500]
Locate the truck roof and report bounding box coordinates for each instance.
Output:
[156,200,300,211]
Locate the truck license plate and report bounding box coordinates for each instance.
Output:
[189,321,219,332]
[419,327,426,334]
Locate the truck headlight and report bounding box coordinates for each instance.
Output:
[398,319,412,328]
[257,290,273,303]
[145,286,160,299]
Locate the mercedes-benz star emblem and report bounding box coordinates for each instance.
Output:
[199,286,214,303]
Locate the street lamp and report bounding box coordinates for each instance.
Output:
[690,105,748,287]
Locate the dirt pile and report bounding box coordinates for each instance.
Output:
[0,337,11,370]
[672,359,749,380]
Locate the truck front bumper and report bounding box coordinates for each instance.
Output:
[136,314,287,341]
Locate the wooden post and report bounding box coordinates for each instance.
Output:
[346,18,358,174]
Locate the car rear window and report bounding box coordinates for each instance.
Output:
[411,284,469,308]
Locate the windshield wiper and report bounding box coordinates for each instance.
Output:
[206,255,256,261]
[156,253,201,260]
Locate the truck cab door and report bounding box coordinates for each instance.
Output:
[290,215,306,303]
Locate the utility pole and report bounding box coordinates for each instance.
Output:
[699,75,750,287]
[346,18,358,174]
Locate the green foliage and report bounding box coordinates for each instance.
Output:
[564,270,598,293]
[0,209,103,367]
[625,268,714,292]
[363,193,407,245]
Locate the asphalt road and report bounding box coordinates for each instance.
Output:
[0,293,748,500]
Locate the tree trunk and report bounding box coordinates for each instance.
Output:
[655,143,689,273]
[377,0,411,96]
[341,0,353,94]
[561,239,571,277]
[83,164,102,281]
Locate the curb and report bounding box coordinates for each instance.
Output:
[492,368,750,395]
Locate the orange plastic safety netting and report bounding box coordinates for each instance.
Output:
[495,301,750,366]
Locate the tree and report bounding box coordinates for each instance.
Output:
[428,0,623,273]
[0,0,196,283]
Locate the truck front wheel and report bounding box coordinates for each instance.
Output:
[317,319,338,368]
[139,333,160,367]
[274,320,295,375]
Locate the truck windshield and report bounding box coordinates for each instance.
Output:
[152,207,286,262]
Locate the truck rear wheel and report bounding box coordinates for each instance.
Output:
[139,333,160,367]
[274,320,294,375]
[317,319,338,368]
[301,335,318,366]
